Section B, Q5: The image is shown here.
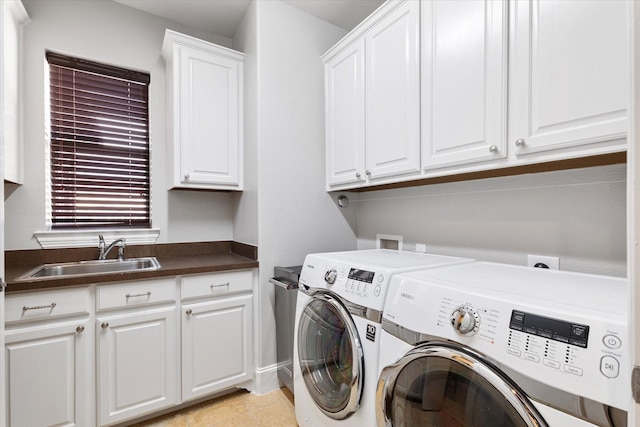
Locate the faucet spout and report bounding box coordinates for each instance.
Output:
[98,235,126,260]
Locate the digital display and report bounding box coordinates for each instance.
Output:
[348,268,375,283]
[509,310,589,348]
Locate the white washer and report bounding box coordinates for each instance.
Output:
[377,262,629,426]
[293,249,474,426]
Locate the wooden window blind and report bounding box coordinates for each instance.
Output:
[47,52,151,229]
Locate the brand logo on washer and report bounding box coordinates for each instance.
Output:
[400,292,415,300]
[366,324,376,342]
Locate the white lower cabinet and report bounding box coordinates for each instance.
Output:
[4,288,92,427]
[180,270,254,402]
[96,279,178,427]
[182,294,253,401]
[4,270,255,427]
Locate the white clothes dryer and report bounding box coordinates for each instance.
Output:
[293,249,474,426]
[376,262,629,427]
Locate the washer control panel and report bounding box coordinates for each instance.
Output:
[345,268,381,298]
[302,263,388,311]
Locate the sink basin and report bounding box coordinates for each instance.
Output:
[16,257,161,281]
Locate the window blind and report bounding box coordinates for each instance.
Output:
[47,52,151,229]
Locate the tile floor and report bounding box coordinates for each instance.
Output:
[128,388,298,427]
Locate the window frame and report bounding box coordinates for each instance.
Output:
[45,52,152,230]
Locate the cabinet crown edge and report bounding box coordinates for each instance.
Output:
[161,29,244,62]
[321,0,406,62]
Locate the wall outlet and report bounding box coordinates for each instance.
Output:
[415,243,427,253]
[527,255,560,270]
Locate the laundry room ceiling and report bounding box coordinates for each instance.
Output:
[113,0,386,38]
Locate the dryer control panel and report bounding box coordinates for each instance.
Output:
[509,310,589,348]
[384,280,628,412]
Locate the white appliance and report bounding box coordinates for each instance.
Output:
[377,262,629,427]
[293,249,473,426]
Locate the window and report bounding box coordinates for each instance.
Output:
[46,52,151,229]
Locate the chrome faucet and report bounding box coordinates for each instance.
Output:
[98,235,126,261]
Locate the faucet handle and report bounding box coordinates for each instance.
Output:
[118,238,127,261]
[98,235,105,257]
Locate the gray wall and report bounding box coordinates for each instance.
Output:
[5,0,236,249]
[357,164,627,277]
[233,0,357,392]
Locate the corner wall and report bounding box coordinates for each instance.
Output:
[234,0,356,393]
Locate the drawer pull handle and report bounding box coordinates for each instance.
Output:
[101,322,109,329]
[76,326,85,333]
[211,282,230,290]
[126,291,151,298]
[23,302,56,311]
[186,309,193,315]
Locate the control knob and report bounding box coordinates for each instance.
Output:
[324,269,338,285]
[450,305,480,336]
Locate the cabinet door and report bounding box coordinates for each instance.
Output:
[422,0,507,169]
[178,44,242,188]
[325,39,366,188]
[510,0,628,156]
[182,294,252,401]
[5,320,90,427]
[97,307,178,426]
[365,0,420,180]
[1,0,29,184]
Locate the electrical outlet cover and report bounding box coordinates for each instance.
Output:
[527,255,560,270]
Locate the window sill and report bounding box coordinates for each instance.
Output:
[34,229,161,249]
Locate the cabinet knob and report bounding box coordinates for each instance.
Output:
[184,174,190,181]
[489,145,498,153]
[515,138,526,147]
[101,322,109,329]
[355,172,361,179]
[186,309,193,315]
[76,326,85,333]
[366,170,371,176]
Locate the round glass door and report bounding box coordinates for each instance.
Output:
[298,292,364,420]
[377,343,546,427]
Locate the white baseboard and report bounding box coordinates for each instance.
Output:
[253,363,281,395]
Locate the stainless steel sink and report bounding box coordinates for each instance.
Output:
[16,257,161,281]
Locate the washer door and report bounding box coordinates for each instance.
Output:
[377,342,547,427]
[297,292,364,420]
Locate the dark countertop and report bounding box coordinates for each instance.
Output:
[5,241,259,293]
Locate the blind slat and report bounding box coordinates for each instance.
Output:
[48,53,151,229]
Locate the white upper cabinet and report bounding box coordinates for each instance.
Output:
[324,0,629,191]
[1,0,29,185]
[162,30,244,190]
[421,0,508,169]
[325,39,366,187]
[509,0,628,158]
[324,0,420,190]
[364,0,420,181]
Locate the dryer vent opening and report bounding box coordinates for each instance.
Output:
[376,234,403,250]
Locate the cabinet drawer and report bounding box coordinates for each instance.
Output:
[5,287,90,324]
[181,270,252,300]
[96,278,176,311]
